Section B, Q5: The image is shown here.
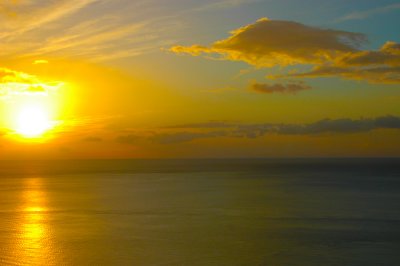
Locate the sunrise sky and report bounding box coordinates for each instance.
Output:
[0,0,399,159]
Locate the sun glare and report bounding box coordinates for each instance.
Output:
[15,105,52,138]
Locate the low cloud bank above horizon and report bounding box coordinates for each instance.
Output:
[114,115,400,144]
[171,18,400,84]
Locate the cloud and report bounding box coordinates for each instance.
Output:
[0,67,32,82]
[336,42,400,67]
[171,18,400,84]
[0,67,62,98]
[151,131,227,144]
[249,81,311,94]
[234,116,400,137]
[336,3,400,22]
[163,121,235,129]
[25,85,47,95]
[277,119,374,134]
[375,115,400,129]
[0,1,180,61]
[26,17,150,60]
[0,0,98,38]
[237,116,400,136]
[193,0,259,12]
[171,17,366,67]
[290,65,400,84]
[115,116,400,144]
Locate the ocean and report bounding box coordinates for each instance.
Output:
[0,158,399,265]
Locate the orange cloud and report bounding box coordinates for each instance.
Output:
[290,65,400,84]
[334,42,400,67]
[0,67,62,98]
[287,42,400,84]
[171,17,365,67]
[171,18,400,84]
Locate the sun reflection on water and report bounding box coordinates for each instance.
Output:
[18,178,53,265]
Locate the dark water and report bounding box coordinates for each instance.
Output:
[0,158,399,265]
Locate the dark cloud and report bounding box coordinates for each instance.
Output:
[250,82,311,94]
[163,121,234,129]
[233,124,272,138]
[375,115,400,129]
[236,116,400,136]
[150,131,227,144]
[277,118,374,134]
[115,116,400,144]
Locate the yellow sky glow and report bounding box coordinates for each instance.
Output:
[0,1,399,159]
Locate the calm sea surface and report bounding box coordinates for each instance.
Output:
[0,158,399,265]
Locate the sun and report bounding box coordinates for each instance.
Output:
[15,105,52,138]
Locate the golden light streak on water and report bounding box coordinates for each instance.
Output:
[16,178,55,266]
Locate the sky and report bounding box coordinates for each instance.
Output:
[0,0,399,159]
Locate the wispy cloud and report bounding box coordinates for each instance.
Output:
[0,0,261,62]
[0,0,99,39]
[0,0,182,61]
[193,0,259,12]
[24,18,151,60]
[336,3,400,22]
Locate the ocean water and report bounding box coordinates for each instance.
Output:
[0,158,399,265]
